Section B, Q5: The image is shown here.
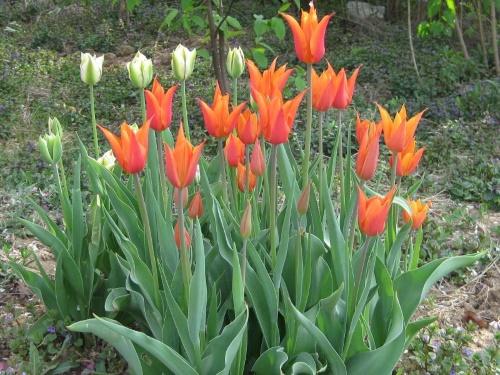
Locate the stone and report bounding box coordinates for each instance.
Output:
[346,1,385,20]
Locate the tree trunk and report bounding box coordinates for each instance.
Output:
[475,0,488,66]
[455,2,470,60]
[206,0,228,92]
[407,0,421,80]
[491,0,500,75]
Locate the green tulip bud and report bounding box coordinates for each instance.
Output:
[39,132,62,164]
[80,53,104,86]
[171,44,196,81]
[48,117,63,137]
[226,47,245,79]
[127,51,153,89]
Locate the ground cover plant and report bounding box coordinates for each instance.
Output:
[0,0,498,374]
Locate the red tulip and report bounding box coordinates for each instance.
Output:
[224,134,245,168]
[281,3,333,64]
[358,186,396,236]
[237,108,260,145]
[250,140,265,176]
[188,191,204,219]
[164,124,204,188]
[390,140,425,177]
[198,82,246,138]
[145,78,178,131]
[98,120,150,174]
[355,114,380,145]
[330,66,361,110]
[356,124,382,181]
[247,58,293,99]
[312,63,335,111]
[403,200,431,229]
[377,104,425,153]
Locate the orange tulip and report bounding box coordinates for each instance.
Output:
[164,124,204,188]
[174,220,191,249]
[281,3,333,64]
[355,114,380,145]
[145,78,178,131]
[252,88,305,144]
[247,58,293,99]
[358,186,396,236]
[312,63,335,111]
[237,108,260,145]
[250,140,265,176]
[237,163,257,192]
[403,200,431,229]
[377,104,425,153]
[390,140,425,177]
[330,66,361,110]
[198,82,246,138]
[356,124,382,181]
[98,120,150,174]
[188,191,204,219]
[224,134,246,168]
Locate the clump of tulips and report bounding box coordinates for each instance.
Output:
[13,3,482,375]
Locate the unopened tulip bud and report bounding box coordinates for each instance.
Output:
[80,53,104,86]
[127,51,153,89]
[297,182,311,215]
[174,220,191,249]
[226,47,245,79]
[250,141,265,176]
[188,191,204,219]
[97,149,116,170]
[48,117,63,137]
[39,133,62,164]
[240,202,252,239]
[171,44,196,81]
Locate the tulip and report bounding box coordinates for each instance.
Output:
[237,163,256,192]
[145,78,178,132]
[355,114,380,145]
[39,132,62,165]
[97,150,116,170]
[250,141,265,176]
[171,44,197,81]
[164,124,204,188]
[240,202,252,238]
[127,52,153,89]
[357,186,396,236]
[312,64,335,111]
[224,134,246,168]
[330,66,361,110]
[252,88,305,145]
[98,121,150,174]
[80,53,104,86]
[377,104,425,153]
[390,140,425,177]
[297,182,311,215]
[237,109,260,145]
[355,124,382,181]
[188,191,204,219]
[226,47,245,79]
[403,200,431,229]
[174,220,191,249]
[247,58,293,99]
[198,82,247,138]
[281,3,333,64]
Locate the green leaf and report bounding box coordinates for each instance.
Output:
[287,298,347,375]
[69,317,197,375]
[253,17,269,36]
[395,252,484,323]
[20,219,66,258]
[226,15,242,30]
[29,342,41,375]
[405,317,437,347]
[386,223,411,278]
[71,156,85,264]
[162,8,179,28]
[251,48,268,68]
[270,17,285,40]
[252,346,288,375]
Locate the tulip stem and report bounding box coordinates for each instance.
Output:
[139,89,146,123]
[318,111,324,203]
[52,164,70,228]
[269,145,278,267]
[181,80,190,140]
[241,237,248,287]
[245,146,250,199]
[89,85,99,158]
[338,110,345,212]
[232,78,238,108]
[156,135,169,213]
[178,187,191,309]
[390,151,398,187]
[301,64,313,188]
[133,173,160,307]
[218,139,229,202]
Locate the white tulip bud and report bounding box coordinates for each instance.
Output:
[171,44,196,81]
[226,47,245,79]
[80,53,104,86]
[127,51,153,89]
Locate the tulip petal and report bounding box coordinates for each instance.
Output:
[310,13,333,63]
[281,12,310,63]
